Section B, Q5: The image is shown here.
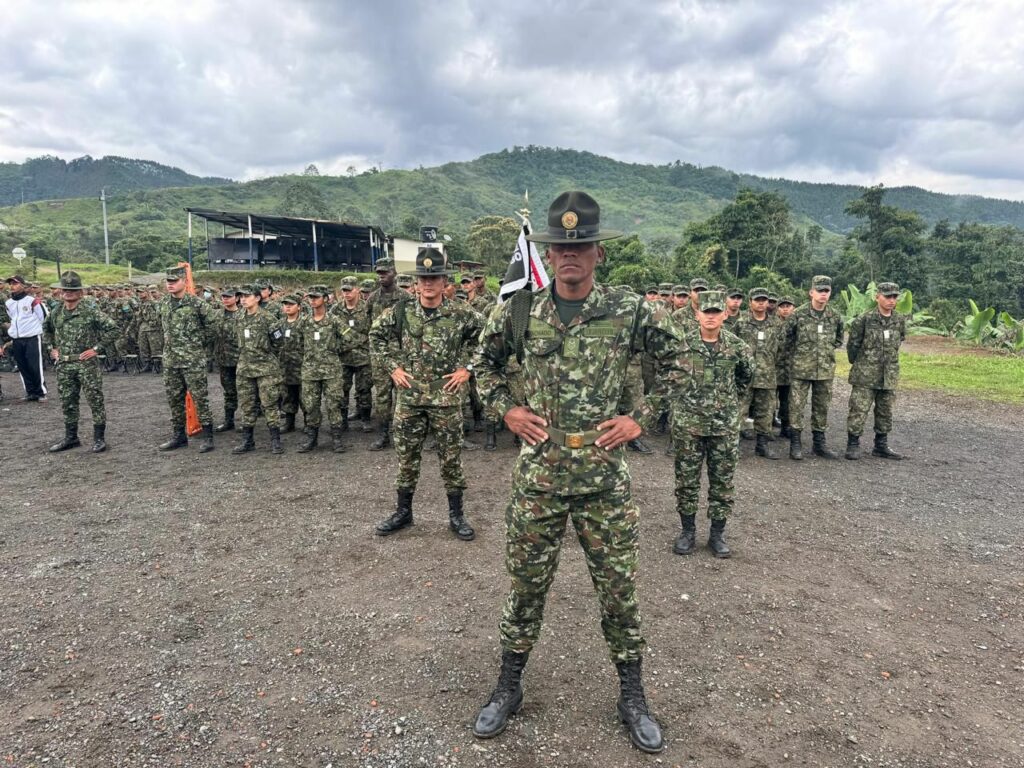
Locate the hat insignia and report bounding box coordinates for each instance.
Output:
[423,257,433,268]
[561,211,579,229]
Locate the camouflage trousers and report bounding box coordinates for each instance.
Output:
[301,376,345,429]
[220,365,237,414]
[371,362,395,422]
[138,329,163,364]
[164,365,212,429]
[499,484,645,664]
[238,373,282,429]
[113,334,137,361]
[673,432,738,521]
[281,382,302,416]
[847,386,896,436]
[57,360,105,425]
[776,384,791,427]
[740,387,777,435]
[788,378,833,432]
[392,402,466,492]
[341,364,372,415]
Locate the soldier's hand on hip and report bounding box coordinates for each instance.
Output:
[504,406,549,446]
[442,367,470,392]
[391,367,414,389]
[79,348,98,361]
[595,415,641,450]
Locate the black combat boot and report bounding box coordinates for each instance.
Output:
[484,421,497,451]
[473,411,485,432]
[448,492,475,541]
[214,409,235,433]
[376,488,414,535]
[615,659,665,754]
[49,423,81,452]
[654,412,668,435]
[708,518,731,558]
[788,429,803,460]
[673,513,696,555]
[269,426,284,455]
[341,412,349,432]
[282,412,296,433]
[232,427,255,454]
[158,427,188,451]
[473,650,529,739]
[369,420,391,451]
[627,437,652,454]
[845,433,861,460]
[92,423,107,453]
[755,433,780,459]
[812,430,837,459]
[198,423,215,453]
[330,425,346,453]
[359,407,374,433]
[297,426,319,453]
[740,428,755,440]
[872,433,903,460]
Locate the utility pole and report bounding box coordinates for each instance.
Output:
[100,188,111,265]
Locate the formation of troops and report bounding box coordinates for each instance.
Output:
[1,191,909,754]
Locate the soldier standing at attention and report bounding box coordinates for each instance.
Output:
[157,266,218,452]
[370,249,483,541]
[331,276,374,433]
[723,288,744,329]
[774,295,796,437]
[42,272,119,453]
[278,294,305,433]
[365,257,403,450]
[214,287,241,433]
[232,285,286,455]
[472,192,674,754]
[845,282,907,460]
[733,287,782,458]
[782,275,844,460]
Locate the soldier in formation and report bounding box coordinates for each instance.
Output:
[232,285,286,454]
[733,287,783,458]
[213,287,241,432]
[278,294,305,432]
[331,276,374,433]
[365,257,403,450]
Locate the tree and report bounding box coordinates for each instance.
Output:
[844,185,927,286]
[278,180,331,220]
[303,164,320,176]
[467,215,521,272]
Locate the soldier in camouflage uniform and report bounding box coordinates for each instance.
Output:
[213,287,242,432]
[331,276,374,433]
[397,273,416,295]
[774,295,796,436]
[278,294,305,432]
[365,257,403,449]
[472,192,672,754]
[845,282,907,460]
[296,284,359,454]
[129,285,164,372]
[42,272,119,453]
[111,286,138,372]
[232,285,286,455]
[723,287,744,330]
[782,275,844,460]
[733,287,782,458]
[370,248,483,541]
[157,266,218,452]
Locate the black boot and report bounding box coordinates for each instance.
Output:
[615,659,665,754]
[673,513,696,555]
[198,423,215,453]
[789,429,803,460]
[269,426,284,455]
[158,427,188,451]
[484,421,497,451]
[359,407,374,433]
[376,488,413,535]
[448,492,475,541]
[845,433,861,460]
[812,430,837,459]
[740,428,755,441]
[473,650,529,739]
[779,422,791,439]
[49,423,81,452]
[872,433,903,460]
[232,426,255,454]
[282,412,296,433]
[627,437,652,454]
[654,412,668,435]
[297,426,319,453]
[708,519,731,558]
[369,420,391,451]
[755,432,779,459]
[92,423,107,453]
[330,425,347,453]
[473,413,485,432]
[214,409,235,433]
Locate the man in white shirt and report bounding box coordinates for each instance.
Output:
[3,275,47,401]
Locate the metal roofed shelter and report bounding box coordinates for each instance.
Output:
[186,208,389,272]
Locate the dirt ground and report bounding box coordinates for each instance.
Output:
[0,369,1021,768]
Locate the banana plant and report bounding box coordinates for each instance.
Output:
[996,311,1024,351]
[957,299,997,344]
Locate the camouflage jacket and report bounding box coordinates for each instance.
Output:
[732,312,781,389]
[278,317,304,385]
[42,302,119,361]
[652,324,754,437]
[782,303,844,381]
[371,297,484,408]
[235,308,284,378]
[129,300,162,335]
[722,312,741,331]
[847,308,906,390]
[158,293,220,368]
[298,311,359,380]
[329,302,372,367]
[473,284,676,496]
[470,293,495,316]
[215,308,242,367]
[365,286,404,326]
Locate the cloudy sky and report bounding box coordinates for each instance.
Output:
[2,0,1023,199]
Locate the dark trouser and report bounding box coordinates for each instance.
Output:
[220,365,238,413]
[11,336,46,398]
[776,384,790,426]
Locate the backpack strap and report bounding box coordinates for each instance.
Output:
[509,289,534,365]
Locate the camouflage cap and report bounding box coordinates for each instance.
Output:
[767,292,779,302]
[165,266,187,281]
[714,284,727,292]
[339,276,358,289]
[397,274,415,287]
[778,295,795,306]
[690,277,709,291]
[459,274,474,284]
[727,287,744,298]
[644,284,658,294]
[306,284,330,297]
[472,270,486,279]
[146,284,158,291]
[220,286,236,297]
[237,284,258,296]
[877,281,900,296]
[672,284,689,295]
[697,290,726,312]
[374,256,395,272]
[749,286,770,300]
[657,282,673,295]
[811,275,832,289]
[360,278,376,291]
[455,289,468,300]
[280,293,300,305]
[254,278,273,290]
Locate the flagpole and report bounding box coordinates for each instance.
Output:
[515,191,532,290]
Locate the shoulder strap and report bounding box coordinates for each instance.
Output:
[509,289,534,364]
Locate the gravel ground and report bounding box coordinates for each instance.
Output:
[0,370,1021,768]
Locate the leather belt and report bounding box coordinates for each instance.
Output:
[546,426,602,449]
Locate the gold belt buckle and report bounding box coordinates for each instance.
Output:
[566,432,585,449]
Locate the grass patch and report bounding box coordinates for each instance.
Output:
[835,352,1024,404]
